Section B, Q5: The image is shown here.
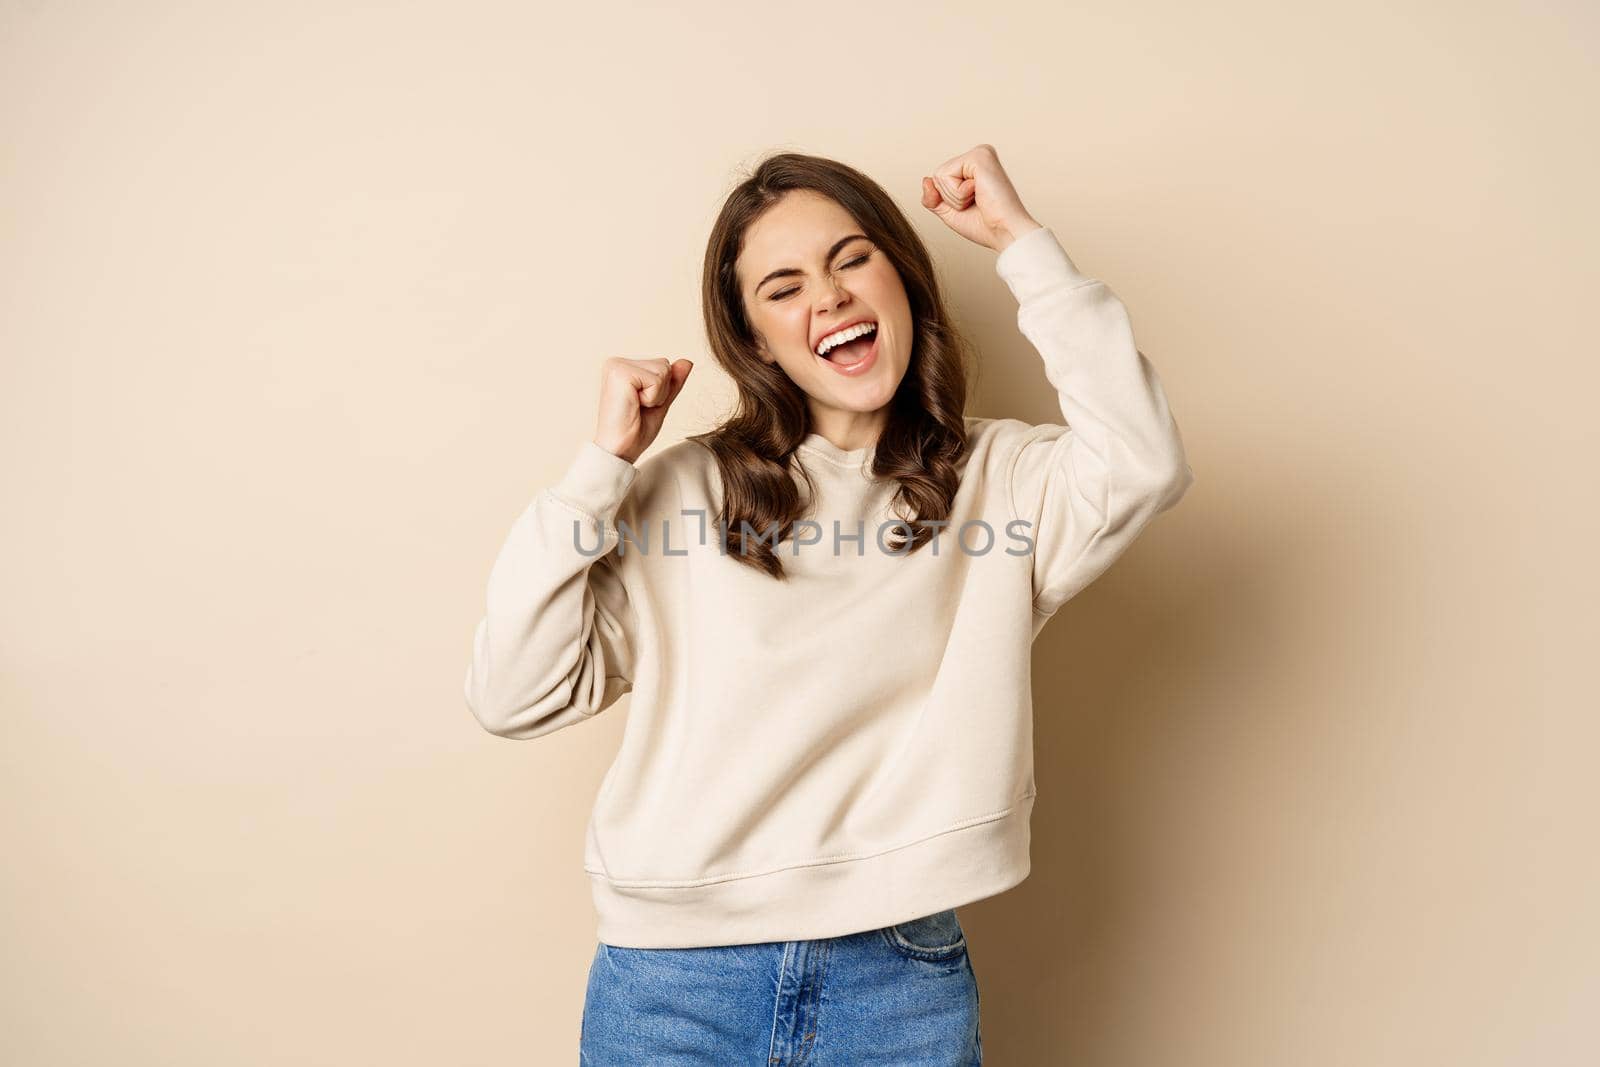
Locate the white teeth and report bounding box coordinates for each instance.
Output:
[815,321,877,357]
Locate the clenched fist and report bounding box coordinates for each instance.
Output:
[920,143,1042,253]
[593,356,694,465]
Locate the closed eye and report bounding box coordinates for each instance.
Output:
[769,252,872,301]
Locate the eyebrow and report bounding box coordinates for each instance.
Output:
[753,233,871,295]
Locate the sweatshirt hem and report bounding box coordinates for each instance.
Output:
[587,792,1035,949]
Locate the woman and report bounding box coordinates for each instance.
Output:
[464,145,1194,1064]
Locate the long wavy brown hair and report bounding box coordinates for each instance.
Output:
[688,151,975,579]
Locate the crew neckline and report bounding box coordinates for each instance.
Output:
[797,432,876,466]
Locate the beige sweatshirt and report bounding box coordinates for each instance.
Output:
[464,225,1195,949]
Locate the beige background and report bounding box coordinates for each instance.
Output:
[3,1,1595,1063]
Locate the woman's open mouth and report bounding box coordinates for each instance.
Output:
[817,327,880,377]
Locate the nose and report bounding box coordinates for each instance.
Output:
[815,269,851,312]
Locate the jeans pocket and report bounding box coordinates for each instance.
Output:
[880,907,967,962]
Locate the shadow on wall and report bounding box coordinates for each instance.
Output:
[960,443,1403,1061]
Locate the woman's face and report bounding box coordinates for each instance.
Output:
[737,190,914,432]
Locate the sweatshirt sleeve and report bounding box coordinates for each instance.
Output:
[994,225,1195,619]
[463,439,642,739]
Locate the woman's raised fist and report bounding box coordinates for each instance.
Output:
[593,356,694,464]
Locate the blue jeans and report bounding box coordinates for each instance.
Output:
[579,907,982,1064]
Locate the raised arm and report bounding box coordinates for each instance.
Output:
[995,225,1195,619]
[463,439,641,739]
